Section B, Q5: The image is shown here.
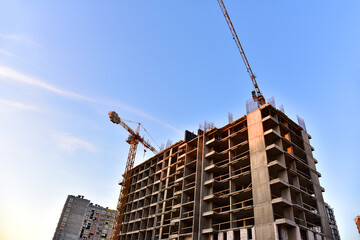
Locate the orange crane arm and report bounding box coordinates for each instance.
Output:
[217,0,265,106]
[109,111,158,154]
[109,111,136,136]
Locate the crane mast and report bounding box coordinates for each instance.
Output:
[109,111,158,240]
[217,0,265,106]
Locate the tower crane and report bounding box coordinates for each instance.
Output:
[109,111,158,240]
[217,0,266,106]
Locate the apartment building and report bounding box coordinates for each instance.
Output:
[53,195,115,240]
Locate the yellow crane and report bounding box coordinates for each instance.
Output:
[217,0,266,106]
[109,111,158,240]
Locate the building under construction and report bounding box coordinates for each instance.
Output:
[108,1,340,239]
[115,104,337,240]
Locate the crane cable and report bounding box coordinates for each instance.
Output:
[122,118,161,150]
[141,125,161,150]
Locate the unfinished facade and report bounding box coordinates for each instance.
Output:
[117,104,335,240]
[53,195,116,240]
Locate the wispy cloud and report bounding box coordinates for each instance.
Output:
[0,65,91,101]
[0,33,40,47]
[0,48,15,57]
[0,99,39,111]
[52,132,98,154]
[59,170,80,179]
[0,48,28,63]
[0,65,181,133]
[111,100,182,134]
[0,33,27,41]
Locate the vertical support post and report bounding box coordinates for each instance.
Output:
[193,133,204,240]
[301,131,332,239]
[247,109,275,239]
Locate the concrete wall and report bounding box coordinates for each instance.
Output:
[248,109,275,239]
[53,195,89,240]
[116,104,336,240]
[302,131,333,240]
[53,195,115,240]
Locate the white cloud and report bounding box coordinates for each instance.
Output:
[0,48,15,57]
[0,99,39,112]
[0,33,28,41]
[0,65,181,133]
[0,65,91,101]
[59,170,79,179]
[0,33,40,47]
[109,100,182,134]
[52,132,98,153]
[0,48,28,63]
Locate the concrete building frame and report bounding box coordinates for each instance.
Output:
[117,104,334,240]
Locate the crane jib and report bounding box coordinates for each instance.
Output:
[217,0,265,106]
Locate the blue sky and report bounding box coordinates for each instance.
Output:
[0,0,359,239]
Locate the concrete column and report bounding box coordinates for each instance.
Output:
[307,231,315,240]
[315,234,322,240]
[248,109,275,239]
[251,227,256,240]
[151,228,156,239]
[279,225,288,240]
[218,232,224,240]
[158,150,172,238]
[198,134,212,234]
[227,230,234,240]
[295,226,301,240]
[302,132,332,239]
[240,228,248,240]
[194,134,204,240]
